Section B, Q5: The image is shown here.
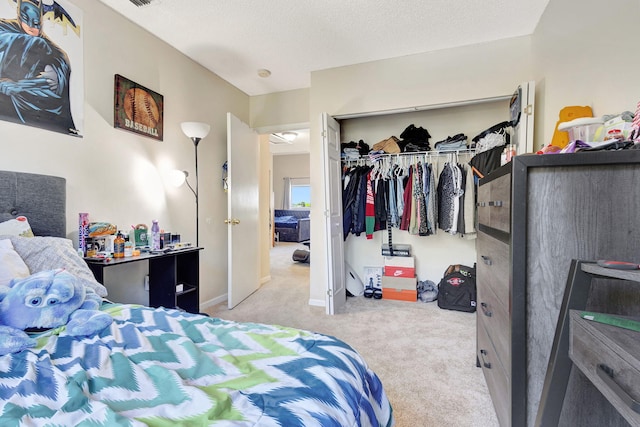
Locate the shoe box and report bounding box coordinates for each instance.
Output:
[383,255,416,278]
[382,256,417,301]
[382,287,417,302]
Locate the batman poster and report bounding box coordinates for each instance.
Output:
[0,0,83,136]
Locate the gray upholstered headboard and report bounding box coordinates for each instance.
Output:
[0,171,66,237]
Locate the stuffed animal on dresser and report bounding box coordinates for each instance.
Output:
[0,268,112,355]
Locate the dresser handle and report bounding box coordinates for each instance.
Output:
[477,201,486,207]
[481,255,492,266]
[488,200,503,207]
[480,349,492,369]
[597,364,640,414]
[481,302,492,317]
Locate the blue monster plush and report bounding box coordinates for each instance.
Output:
[0,268,112,355]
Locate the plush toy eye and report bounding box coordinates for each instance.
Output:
[29,297,42,306]
[47,299,59,305]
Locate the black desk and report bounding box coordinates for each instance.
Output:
[85,247,202,314]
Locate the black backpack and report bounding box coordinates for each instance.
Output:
[437,264,477,313]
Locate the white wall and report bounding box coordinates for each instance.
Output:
[250,88,310,130]
[0,0,250,308]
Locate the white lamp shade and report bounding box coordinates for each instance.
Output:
[167,169,187,187]
[181,122,211,139]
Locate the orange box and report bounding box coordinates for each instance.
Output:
[384,266,416,278]
[382,288,417,302]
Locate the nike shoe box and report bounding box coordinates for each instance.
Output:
[383,255,415,277]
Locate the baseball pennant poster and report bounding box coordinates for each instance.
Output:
[0,0,84,137]
[114,74,163,141]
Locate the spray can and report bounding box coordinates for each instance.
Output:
[79,213,89,256]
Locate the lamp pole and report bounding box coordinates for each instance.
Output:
[192,136,201,247]
[180,121,210,248]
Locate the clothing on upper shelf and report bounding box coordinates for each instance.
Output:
[434,133,468,152]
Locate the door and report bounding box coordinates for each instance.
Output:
[227,113,260,309]
[322,113,346,314]
[510,81,536,154]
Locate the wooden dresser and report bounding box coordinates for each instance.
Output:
[476,150,640,427]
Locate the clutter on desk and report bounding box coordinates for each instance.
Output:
[79,213,185,259]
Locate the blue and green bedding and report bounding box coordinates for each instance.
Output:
[0,303,394,426]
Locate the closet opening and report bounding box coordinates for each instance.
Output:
[332,98,517,309]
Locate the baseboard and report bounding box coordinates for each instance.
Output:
[200,293,228,311]
[260,275,271,285]
[308,298,325,307]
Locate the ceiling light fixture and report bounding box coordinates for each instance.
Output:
[257,69,271,78]
[281,131,297,141]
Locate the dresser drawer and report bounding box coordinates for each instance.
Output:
[569,311,640,426]
[477,172,511,233]
[478,316,510,426]
[478,282,511,372]
[476,231,510,309]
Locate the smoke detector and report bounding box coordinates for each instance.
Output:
[257,69,271,78]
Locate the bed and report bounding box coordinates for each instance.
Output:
[274,209,310,243]
[0,171,394,426]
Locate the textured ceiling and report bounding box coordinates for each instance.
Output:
[99,0,549,96]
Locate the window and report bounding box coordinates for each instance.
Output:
[290,184,311,208]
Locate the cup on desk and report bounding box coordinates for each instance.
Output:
[103,235,115,253]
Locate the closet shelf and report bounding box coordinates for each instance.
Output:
[343,148,477,165]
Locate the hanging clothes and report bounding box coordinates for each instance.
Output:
[437,161,464,234]
[365,170,375,239]
[342,150,477,239]
[462,163,477,237]
[424,163,437,236]
[414,162,430,236]
[400,166,413,231]
[388,168,399,228]
[374,177,388,232]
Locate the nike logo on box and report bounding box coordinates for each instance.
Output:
[393,271,402,276]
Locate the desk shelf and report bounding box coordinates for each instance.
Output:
[536,260,640,427]
[86,247,203,314]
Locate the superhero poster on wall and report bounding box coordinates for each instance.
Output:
[0,0,83,137]
[113,74,164,141]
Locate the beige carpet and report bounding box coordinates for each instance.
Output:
[206,242,499,427]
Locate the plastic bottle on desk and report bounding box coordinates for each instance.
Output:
[151,220,161,251]
[114,232,125,258]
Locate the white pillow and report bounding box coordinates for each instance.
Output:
[0,216,34,237]
[3,236,108,297]
[0,239,30,287]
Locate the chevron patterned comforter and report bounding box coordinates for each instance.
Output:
[0,303,394,426]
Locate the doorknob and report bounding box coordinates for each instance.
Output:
[224,218,240,225]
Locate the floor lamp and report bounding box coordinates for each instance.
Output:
[180,121,210,247]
